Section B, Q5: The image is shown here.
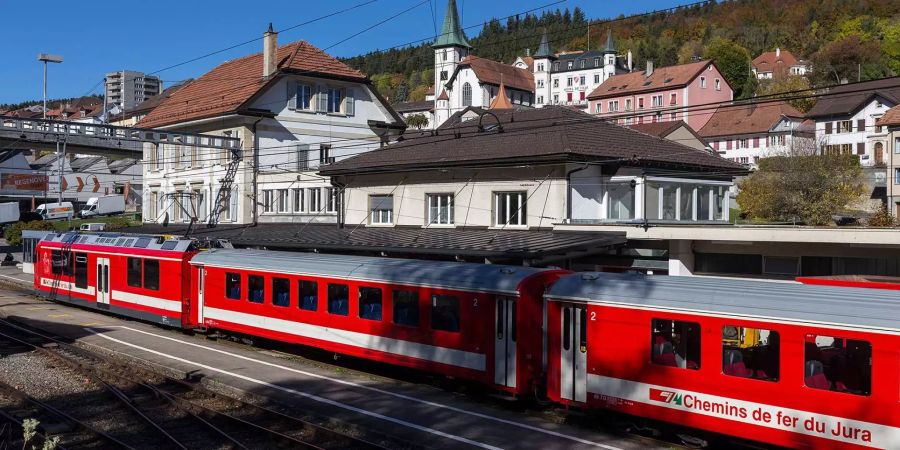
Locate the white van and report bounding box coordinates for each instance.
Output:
[34,202,74,221]
[80,195,125,218]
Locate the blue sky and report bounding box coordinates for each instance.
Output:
[0,0,686,105]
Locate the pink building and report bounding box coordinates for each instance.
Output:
[586,60,733,131]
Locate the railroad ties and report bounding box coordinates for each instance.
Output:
[0,318,396,449]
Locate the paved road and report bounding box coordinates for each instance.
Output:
[0,274,672,450]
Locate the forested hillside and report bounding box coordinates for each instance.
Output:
[343,0,900,105]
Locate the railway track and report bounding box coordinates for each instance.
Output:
[0,317,396,450]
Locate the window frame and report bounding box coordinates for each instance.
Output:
[247,274,265,304]
[721,325,780,382]
[651,318,701,370]
[370,194,394,225]
[494,191,527,227]
[392,289,420,327]
[358,286,383,321]
[327,283,350,316]
[803,334,872,396]
[225,272,242,300]
[298,279,318,311]
[430,294,460,332]
[271,277,291,307]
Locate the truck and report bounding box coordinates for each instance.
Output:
[0,202,20,225]
[80,195,125,218]
[34,202,74,221]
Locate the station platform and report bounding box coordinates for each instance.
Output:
[0,269,664,450]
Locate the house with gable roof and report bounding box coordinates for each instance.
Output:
[137,25,404,226]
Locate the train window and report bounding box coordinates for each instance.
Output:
[804,334,871,396]
[563,308,571,351]
[160,240,179,250]
[299,280,318,311]
[327,284,349,316]
[74,253,88,289]
[651,319,701,370]
[225,273,241,300]
[133,238,151,248]
[392,290,419,327]
[248,275,264,304]
[272,277,290,307]
[431,294,460,332]
[50,250,72,276]
[127,257,142,287]
[358,287,383,321]
[722,326,779,382]
[144,260,160,291]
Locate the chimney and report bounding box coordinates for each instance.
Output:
[775,47,781,58]
[263,23,277,78]
[627,50,633,72]
[646,61,654,77]
[526,48,530,57]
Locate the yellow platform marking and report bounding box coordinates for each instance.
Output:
[48,314,70,319]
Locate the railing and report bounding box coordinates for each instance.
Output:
[0,115,241,152]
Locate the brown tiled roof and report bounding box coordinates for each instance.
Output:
[806,77,900,118]
[436,89,449,101]
[877,105,900,127]
[626,121,685,137]
[520,56,535,71]
[138,40,366,128]
[452,56,534,92]
[587,60,713,100]
[321,106,744,176]
[752,50,800,73]
[698,101,803,138]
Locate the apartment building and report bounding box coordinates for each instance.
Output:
[105,70,162,110]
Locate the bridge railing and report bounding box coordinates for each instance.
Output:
[0,115,242,151]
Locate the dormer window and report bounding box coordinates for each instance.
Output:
[554,62,559,71]
[580,60,585,69]
[594,57,600,67]
[567,61,573,69]
[442,49,447,61]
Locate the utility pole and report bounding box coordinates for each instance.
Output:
[37,54,63,119]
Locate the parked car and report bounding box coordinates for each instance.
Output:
[34,202,74,221]
[80,196,125,218]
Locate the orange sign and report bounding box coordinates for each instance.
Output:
[1,173,48,191]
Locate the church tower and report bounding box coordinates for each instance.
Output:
[432,0,470,110]
[603,29,618,81]
[532,28,555,107]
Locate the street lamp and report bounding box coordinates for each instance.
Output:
[37,53,63,119]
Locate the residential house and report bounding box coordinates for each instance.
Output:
[393,101,434,130]
[320,106,743,232]
[533,29,631,109]
[698,101,813,167]
[137,25,404,226]
[752,48,809,80]
[626,121,709,152]
[806,77,900,166]
[877,106,900,217]
[586,59,733,131]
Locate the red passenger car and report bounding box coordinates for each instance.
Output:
[545,272,900,449]
[34,232,197,327]
[189,249,565,395]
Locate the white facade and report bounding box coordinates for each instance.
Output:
[143,75,398,226]
[534,50,625,109]
[710,118,812,167]
[816,97,895,166]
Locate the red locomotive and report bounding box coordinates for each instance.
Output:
[33,233,900,449]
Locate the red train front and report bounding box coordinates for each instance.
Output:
[34,232,197,327]
[545,272,900,449]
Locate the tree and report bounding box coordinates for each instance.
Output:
[736,149,866,226]
[703,38,753,98]
[404,114,429,130]
[756,76,816,112]
[677,40,704,64]
[809,35,888,86]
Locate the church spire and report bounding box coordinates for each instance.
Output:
[534,28,554,59]
[432,0,471,49]
[603,29,616,53]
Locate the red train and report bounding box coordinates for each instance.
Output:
[34,233,900,449]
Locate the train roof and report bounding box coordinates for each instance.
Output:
[547,272,900,334]
[38,232,195,252]
[191,249,554,295]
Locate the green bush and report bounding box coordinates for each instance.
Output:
[3,221,55,246]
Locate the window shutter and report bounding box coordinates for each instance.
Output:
[316,86,327,112]
[753,137,759,148]
[345,89,355,116]
[825,122,832,134]
[857,119,865,133]
[726,140,732,150]
[287,82,297,110]
[857,142,865,155]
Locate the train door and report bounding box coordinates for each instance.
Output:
[196,266,205,324]
[96,257,110,306]
[494,296,517,388]
[560,303,587,403]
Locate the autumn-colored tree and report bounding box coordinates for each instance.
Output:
[404,114,429,130]
[809,35,888,86]
[703,38,753,98]
[408,85,430,102]
[756,76,816,112]
[737,150,866,226]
